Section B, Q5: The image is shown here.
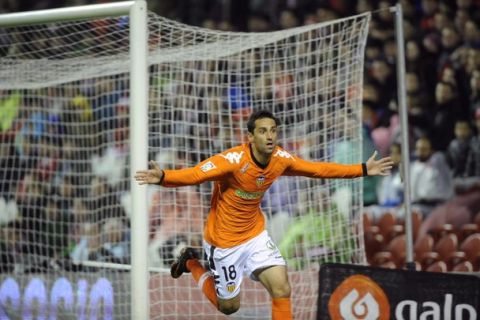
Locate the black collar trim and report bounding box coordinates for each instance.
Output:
[249,144,268,169]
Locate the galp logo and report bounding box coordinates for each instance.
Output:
[328,275,390,320]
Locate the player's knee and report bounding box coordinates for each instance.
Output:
[271,281,291,298]
[218,300,240,315]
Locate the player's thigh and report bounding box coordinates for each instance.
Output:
[255,265,291,298]
[203,241,246,301]
[244,231,290,297]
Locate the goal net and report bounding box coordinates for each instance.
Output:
[0,9,370,320]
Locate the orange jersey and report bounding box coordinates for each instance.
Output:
[161,143,364,248]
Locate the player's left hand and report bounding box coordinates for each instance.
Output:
[366,151,394,176]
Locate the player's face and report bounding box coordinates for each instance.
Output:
[248,118,278,155]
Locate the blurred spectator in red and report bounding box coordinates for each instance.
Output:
[420,0,439,31]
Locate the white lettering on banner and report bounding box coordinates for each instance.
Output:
[339,289,379,320]
[395,294,477,320]
[0,277,114,319]
[0,278,20,318]
[220,151,244,164]
[273,150,295,160]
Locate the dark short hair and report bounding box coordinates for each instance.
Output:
[247,110,281,133]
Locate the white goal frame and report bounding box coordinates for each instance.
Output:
[0,1,150,319]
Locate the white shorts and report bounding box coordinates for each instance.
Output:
[203,230,286,300]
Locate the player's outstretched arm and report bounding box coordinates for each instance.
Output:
[135,160,164,185]
[365,151,394,176]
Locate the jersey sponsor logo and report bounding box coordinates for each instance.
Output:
[273,149,295,160]
[256,175,265,186]
[328,275,390,320]
[234,189,264,200]
[220,151,244,164]
[200,161,216,172]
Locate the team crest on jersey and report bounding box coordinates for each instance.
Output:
[226,282,236,293]
[256,175,265,186]
[200,161,216,172]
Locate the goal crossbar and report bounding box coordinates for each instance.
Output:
[0,1,135,27]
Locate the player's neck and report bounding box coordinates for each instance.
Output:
[250,144,271,167]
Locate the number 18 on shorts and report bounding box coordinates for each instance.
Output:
[203,231,286,299]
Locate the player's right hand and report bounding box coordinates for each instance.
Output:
[134,160,164,185]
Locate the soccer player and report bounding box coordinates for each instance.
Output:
[135,110,394,319]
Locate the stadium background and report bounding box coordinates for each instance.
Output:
[1,0,480,319]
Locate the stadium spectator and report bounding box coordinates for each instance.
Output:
[419,0,439,32]
[410,137,453,216]
[0,196,18,226]
[0,90,21,134]
[15,173,48,260]
[0,220,24,273]
[470,69,480,114]
[35,136,60,183]
[366,142,404,221]
[92,78,121,132]
[69,222,100,264]
[70,197,89,223]
[333,113,380,206]
[54,175,76,214]
[0,134,23,199]
[463,20,480,48]
[44,199,70,256]
[465,109,480,176]
[277,9,299,30]
[88,176,127,223]
[438,27,462,71]
[368,58,396,119]
[278,199,352,270]
[446,120,472,177]
[99,217,130,264]
[430,81,459,151]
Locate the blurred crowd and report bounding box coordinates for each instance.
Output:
[1,0,480,273]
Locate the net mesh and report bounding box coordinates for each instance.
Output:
[0,10,370,319]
